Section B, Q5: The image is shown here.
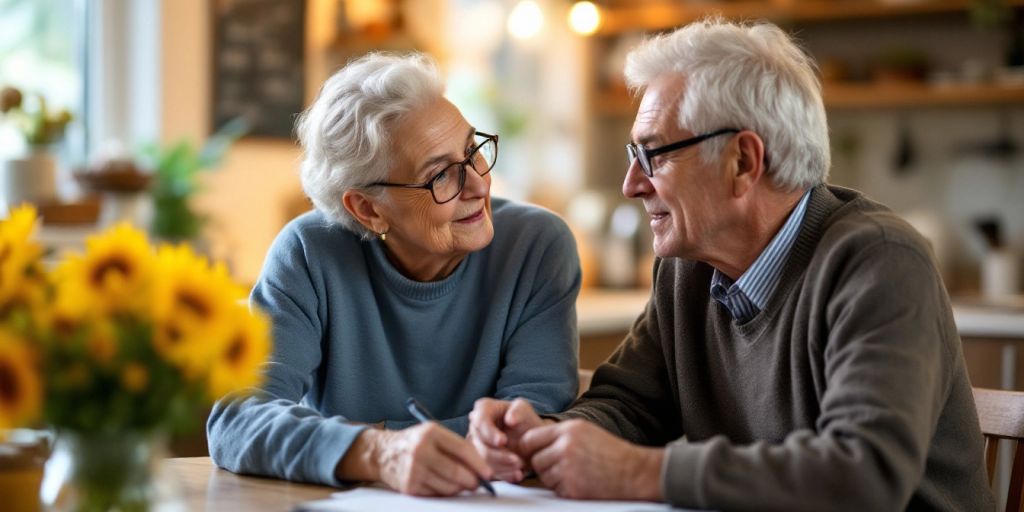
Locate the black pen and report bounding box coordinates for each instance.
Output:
[405,397,498,497]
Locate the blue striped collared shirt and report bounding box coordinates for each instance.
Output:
[710,189,811,324]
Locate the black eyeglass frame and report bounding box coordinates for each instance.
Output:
[626,128,740,177]
[368,131,499,204]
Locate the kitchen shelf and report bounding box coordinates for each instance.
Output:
[824,82,1024,109]
[596,0,1024,35]
[593,82,1024,114]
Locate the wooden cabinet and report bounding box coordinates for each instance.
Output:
[595,0,1024,35]
[590,0,1024,108]
[594,82,1024,113]
[580,0,1024,188]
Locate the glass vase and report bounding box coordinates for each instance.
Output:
[40,431,184,512]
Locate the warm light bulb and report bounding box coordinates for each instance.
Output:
[507,0,544,40]
[568,1,600,36]
[346,0,391,29]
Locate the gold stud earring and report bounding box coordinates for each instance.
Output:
[378,230,387,242]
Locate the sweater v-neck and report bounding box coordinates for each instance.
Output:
[729,184,845,343]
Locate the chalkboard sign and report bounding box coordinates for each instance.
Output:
[211,0,305,138]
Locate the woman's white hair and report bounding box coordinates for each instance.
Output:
[624,19,830,190]
[296,52,444,238]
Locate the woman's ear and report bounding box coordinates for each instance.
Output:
[731,130,766,198]
[342,190,388,234]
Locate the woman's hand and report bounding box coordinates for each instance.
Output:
[337,424,493,496]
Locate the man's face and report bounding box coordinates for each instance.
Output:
[622,74,734,259]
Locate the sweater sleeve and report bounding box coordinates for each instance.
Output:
[495,217,581,415]
[549,258,681,445]
[661,241,954,512]
[206,227,367,487]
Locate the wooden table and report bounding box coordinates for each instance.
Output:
[167,457,335,511]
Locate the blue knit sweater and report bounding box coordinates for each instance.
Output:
[207,198,581,486]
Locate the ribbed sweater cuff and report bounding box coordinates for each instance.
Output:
[312,420,369,487]
[662,438,707,509]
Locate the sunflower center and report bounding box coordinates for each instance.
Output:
[91,256,133,287]
[53,316,79,337]
[0,244,10,286]
[166,324,183,345]
[177,290,211,319]
[226,337,246,365]
[0,359,20,405]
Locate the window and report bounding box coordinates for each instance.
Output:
[0,0,87,161]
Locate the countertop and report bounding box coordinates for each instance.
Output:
[577,288,1024,340]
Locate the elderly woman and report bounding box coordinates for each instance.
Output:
[206,53,580,496]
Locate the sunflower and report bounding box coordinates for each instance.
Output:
[0,205,44,312]
[53,223,155,317]
[208,306,271,400]
[151,244,246,377]
[86,320,118,365]
[40,280,95,338]
[121,362,149,393]
[0,329,41,429]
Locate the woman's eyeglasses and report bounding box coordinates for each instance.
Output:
[369,131,498,204]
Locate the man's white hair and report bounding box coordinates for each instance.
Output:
[295,52,444,238]
[624,19,830,190]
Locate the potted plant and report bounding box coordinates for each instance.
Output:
[141,118,247,242]
[0,85,73,210]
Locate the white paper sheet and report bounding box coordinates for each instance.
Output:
[294,481,677,511]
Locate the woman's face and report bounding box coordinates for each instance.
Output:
[375,97,494,280]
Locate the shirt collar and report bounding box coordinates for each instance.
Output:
[710,189,811,312]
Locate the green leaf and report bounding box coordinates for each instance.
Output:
[197,117,249,169]
[142,118,246,240]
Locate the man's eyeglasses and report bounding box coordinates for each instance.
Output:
[369,131,498,204]
[625,128,739,177]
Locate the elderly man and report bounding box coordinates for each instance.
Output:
[469,20,993,511]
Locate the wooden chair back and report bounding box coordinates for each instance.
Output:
[974,387,1024,512]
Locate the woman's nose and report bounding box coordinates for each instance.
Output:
[461,164,490,198]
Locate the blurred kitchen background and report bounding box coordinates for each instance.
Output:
[4,0,1024,503]
[3,0,1024,400]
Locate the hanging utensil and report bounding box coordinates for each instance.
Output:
[893,116,916,174]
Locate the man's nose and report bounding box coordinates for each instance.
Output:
[622,158,652,199]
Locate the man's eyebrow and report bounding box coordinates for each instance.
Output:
[631,133,658,146]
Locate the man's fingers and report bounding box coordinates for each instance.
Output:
[470,399,509,447]
[529,439,563,475]
[478,420,507,447]
[505,398,540,432]
[536,457,565,493]
[518,422,561,459]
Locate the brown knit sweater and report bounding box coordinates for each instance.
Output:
[556,185,994,511]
